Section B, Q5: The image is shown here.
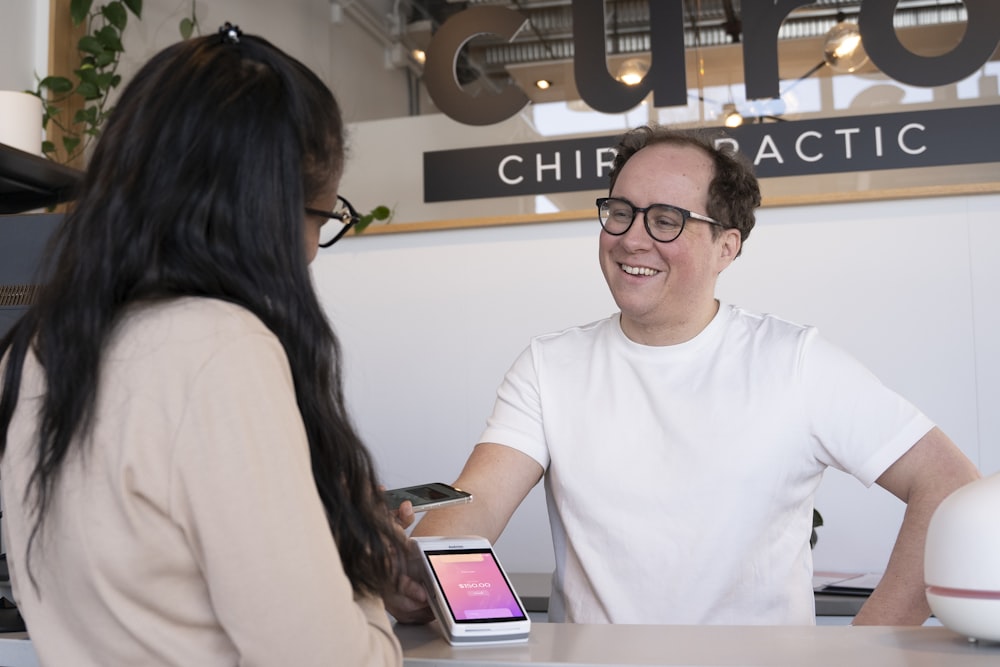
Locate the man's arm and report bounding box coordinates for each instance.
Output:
[384,442,544,623]
[413,442,544,540]
[852,426,980,625]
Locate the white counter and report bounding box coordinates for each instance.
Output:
[397,622,1000,666]
[507,572,869,619]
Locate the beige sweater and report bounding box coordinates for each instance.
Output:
[0,298,401,666]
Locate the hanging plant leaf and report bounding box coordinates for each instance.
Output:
[77,35,104,56]
[37,76,74,95]
[70,0,94,25]
[102,2,128,30]
[180,17,196,39]
[95,25,124,52]
[352,205,394,234]
[33,0,143,163]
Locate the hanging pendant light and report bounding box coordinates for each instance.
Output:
[823,15,869,73]
[722,103,744,128]
[616,58,650,86]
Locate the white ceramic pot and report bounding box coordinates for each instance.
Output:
[925,472,1000,642]
[0,90,43,156]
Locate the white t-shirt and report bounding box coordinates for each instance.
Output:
[480,304,933,625]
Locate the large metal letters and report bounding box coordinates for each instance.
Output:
[421,0,1000,126]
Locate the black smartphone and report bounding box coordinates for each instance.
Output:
[384,482,472,512]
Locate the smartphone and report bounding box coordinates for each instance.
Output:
[384,482,472,512]
[414,535,531,645]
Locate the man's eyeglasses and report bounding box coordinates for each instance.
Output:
[596,197,723,244]
[306,195,361,248]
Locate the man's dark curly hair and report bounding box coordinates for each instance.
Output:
[607,125,761,256]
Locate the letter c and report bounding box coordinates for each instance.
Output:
[423,6,530,126]
[898,123,927,155]
[795,131,823,162]
[498,155,524,185]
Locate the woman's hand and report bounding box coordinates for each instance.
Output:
[393,499,416,531]
[384,536,435,624]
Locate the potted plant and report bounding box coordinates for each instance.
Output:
[28,2,392,232]
[354,205,394,234]
[28,0,143,167]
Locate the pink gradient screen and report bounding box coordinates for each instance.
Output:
[426,549,527,622]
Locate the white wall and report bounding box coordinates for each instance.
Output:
[311,191,999,575]
[116,0,333,81]
[0,0,413,124]
[0,0,48,91]
[115,0,416,123]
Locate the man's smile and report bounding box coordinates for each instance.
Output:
[620,263,661,277]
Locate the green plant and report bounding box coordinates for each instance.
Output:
[28,1,393,230]
[179,0,201,40]
[810,508,824,549]
[353,205,394,234]
[28,0,143,164]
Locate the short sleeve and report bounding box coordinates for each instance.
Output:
[802,330,934,487]
[479,344,551,469]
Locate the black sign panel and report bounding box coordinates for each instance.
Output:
[423,105,1000,203]
[424,135,615,202]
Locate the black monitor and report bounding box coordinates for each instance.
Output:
[0,212,61,340]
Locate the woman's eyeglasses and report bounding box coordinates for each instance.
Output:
[305,195,361,248]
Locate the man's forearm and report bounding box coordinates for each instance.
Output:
[852,502,932,625]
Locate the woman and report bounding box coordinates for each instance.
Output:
[0,25,406,666]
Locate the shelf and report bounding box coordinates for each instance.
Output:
[0,143,83,214]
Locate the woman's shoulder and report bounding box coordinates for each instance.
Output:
[128,297,268,334]
[110,297,276,361]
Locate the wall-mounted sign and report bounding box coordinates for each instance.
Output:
[424,105,1000,203]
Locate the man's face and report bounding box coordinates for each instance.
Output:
[598,142,740,345]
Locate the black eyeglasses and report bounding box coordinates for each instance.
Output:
[596,197,723,243]
[306,195,361,248]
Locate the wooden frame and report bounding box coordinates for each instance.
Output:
[47,0,87,171]
[355,178,1000,237]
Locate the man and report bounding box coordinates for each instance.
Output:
[391,125,980,625]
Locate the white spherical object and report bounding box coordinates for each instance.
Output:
[924,472,1000,641]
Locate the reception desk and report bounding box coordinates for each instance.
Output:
[508,572,870,619]
[2,623,997,666]
[397,622,1000,666]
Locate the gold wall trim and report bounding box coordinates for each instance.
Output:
[349,182,1000,237]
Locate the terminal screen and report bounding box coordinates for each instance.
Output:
[425,549,527,623]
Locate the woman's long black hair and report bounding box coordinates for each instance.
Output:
[0,31,405,595]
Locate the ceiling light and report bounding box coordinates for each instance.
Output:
[722,103,744,128]
[535,79,552,90]
[615,58,649,86]
[823,19,869,73]
[411,49,427,65]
